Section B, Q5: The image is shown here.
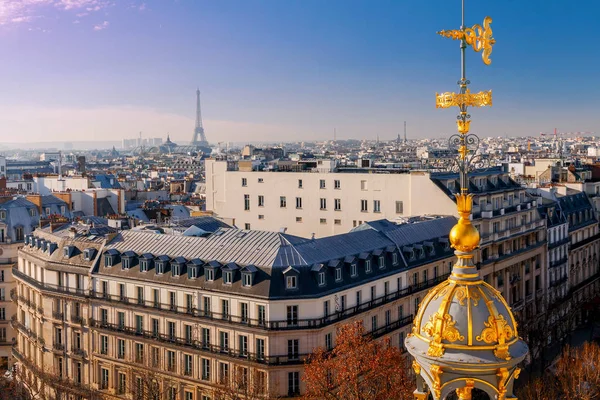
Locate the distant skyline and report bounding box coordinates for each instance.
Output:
[1,0,599,144]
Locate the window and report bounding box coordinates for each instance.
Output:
[378,255,385,269]
[152,347,160,367]
[320,218,327,224]
[361,199,368,212]
[320,179,326,189]
[334,180,341,189]
[0,308,4,321]
[242,177,247,187]
[373,200,381,213]
[169,291,177,310]
[202,328,211,348]
[392,253,398,265]
[242,273,252,287]
[136,286,144,304]
[118,372,126,394]
[244,194,250,211]
[288,372,300,396]
[188,265,198,279]
[334,219,341,225]
[203,297,212,317]
[325,333,333,350]
[240,303,249,323]
[75,361,82,384]
[15,227,23,241]
[398,305,404,319]
[168,321,176,340]
[384,281,389,296]
[370,285,376,300]
[196,265,212,282]
[100,335,108,355]
[323,300,330,317]
[223,271,232,284]
[296,217,303,223]
[244,223,251,230]
[371,315,378,331]
[258,178,263,183]
[280,196,287,208]
[287,339,299,360]
[135,343,144,362]
[100,308,108,324]
[222,299,230,319]
[287,305,298,326]
[298,179,303,188]
[117,311,125,328]
[257,305,266,325]
[335,268,342,282]
[318,272,325,286]
[256,338,265,360]
[385,310,391,326]
[351,263,357,277]
[135,315,143,334]
[152,318,159,337]
[258,195,264,207]
[184,354,193,375]
[140,260,148,272]
[334,198,341,211]
[356,290,362,305]
[185,324,193,343]
[396,201,403,214]
[117,338,125,359]
[296,197,302,209]
[152,288,160,308]
[171,263,181,277]
[219,362,229,383]
[320,198,327,210]
[239,335,248,357]
[167,350,176,371]
[286,275,297,289]
[258,214,264,220]
[201,358,211,380]
[101,368,109,390]
[360,180,367,190]
[365,259,372,273]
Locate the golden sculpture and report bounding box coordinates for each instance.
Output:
[438,16,496,65]
[476,314,514,344]
[456,380,475,400]
[430,365,443,399]
[435,89,493,109]
[449,194,480,253]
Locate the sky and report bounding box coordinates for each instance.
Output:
[0,0,599,145]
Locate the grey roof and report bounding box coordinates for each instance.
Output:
[352,217,455,248]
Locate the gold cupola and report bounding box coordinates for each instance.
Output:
[405,2,528,400]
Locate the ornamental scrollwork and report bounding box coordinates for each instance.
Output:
[422,312,465,343]
[476,314,514,344]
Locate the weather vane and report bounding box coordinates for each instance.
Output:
[435,0,496,182]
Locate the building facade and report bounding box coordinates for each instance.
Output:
[14,217,459,399]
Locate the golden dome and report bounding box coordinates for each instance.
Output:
[410,277,520,360]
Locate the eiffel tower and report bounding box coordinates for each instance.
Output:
[191,88,209,146]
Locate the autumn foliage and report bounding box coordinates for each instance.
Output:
[302,321,414,400]
[518,341,600,400]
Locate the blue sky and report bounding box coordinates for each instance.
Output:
[1,0,599,144]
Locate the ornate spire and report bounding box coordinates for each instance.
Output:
[405,2,528,400]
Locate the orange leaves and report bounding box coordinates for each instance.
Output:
[302,321,414,400]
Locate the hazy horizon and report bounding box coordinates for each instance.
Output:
[1,0,599,144]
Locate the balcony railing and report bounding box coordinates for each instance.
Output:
[90,314,414,366]
[90,275,446,332]
[70,315,83,324]
[71,347,87,358]
[550,257,568,269]
[12,267,87,297]
[52,311,64,321]
[53,342,65,351]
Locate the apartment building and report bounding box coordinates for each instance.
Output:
[14,217,459,399]
[205,159,458,238]
[0,197,41,369]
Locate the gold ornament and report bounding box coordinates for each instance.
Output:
[455,379,475,400]
[435,89,493,109]
[438,16,496,65]
[449,194,480,253]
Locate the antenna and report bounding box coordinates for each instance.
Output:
[404,121,407,143]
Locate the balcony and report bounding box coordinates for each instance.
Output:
[550,257,568,269]
[512,299,524,311]
[570,232,600,251]
[53,342,65,352]
[52,311,65,321]
[70,315,84,325]
[71,347,87,358]
[12,267,87,297]
[90,274,446,332]
[90,314,414,366]
[548,237,570,249]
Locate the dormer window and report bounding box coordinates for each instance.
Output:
[240,265,257,288]
[351,263,357,277]
[283,266,300,290]
[172,263,181,277]
[171,257,186,277]
[392,253,398,265]
[365,260,371,273]
[287,275,297,289]
[104,249,119,267]
[83,248,97,261]
[121,251,137,270]
[378,256,385,269]
[0,210,5,219]
[156,261,165,274]
[187,259,203,279]
[48,243,57,255]
[318,272,326,286]
[122,258,131,269]
[29,208,36,217]
[335,268,342,282]
[223,271,232,284]
[63,245,76,259]
[63,247,69,258]
[206,269,215,281]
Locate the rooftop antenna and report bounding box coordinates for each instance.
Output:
[404,121,407,143]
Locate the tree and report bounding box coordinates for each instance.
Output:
[302,321,414,400]
[130,370,179,400]
[209,366,280,400]
[517,342,600,400]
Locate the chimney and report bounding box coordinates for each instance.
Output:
[26,194,43,214]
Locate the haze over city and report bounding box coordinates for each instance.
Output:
[1,0,599,144]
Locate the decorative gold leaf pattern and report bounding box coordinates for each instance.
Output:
[422,312,465,343]
[476,315,514,344]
